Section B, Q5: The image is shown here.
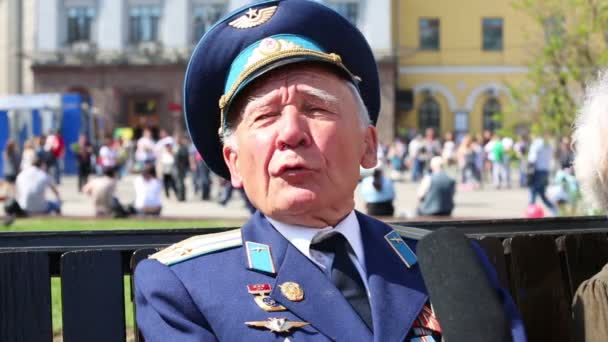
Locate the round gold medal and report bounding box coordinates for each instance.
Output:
[279,282,304,302]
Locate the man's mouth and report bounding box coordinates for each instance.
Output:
[273,164,313,177]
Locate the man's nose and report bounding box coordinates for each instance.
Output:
[275,111,311,150]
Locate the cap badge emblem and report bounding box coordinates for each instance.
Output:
[229,6,278,29]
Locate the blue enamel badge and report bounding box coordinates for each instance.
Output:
[384,231,417,268]
[245,241,276,274]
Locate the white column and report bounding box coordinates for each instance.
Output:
[21,0,36,93]
[161,0,188,49]
[359,0,391,56]
[37,0,60,51]
[97,0,125,51]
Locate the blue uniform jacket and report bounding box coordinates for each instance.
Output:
[134,211,526,341]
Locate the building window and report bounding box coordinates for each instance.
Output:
[483,97,502,132]
[482,18,503,51]
[418,96,441,132]
[129,5,162,43]
[419,18,440,50]
[67,6,95,43]
[192,3,227,43]
[326,1,359,25]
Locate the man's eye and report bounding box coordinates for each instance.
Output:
[304,105,328,113]
[255,113,279,121]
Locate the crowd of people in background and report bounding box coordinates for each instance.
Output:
[0,125,581,223]
[363,127,579,218]
[1,127,259,224]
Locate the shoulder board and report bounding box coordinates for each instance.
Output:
[150,228,242,266]
[388,224,431,241]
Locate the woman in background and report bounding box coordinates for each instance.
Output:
[360,168,395,216]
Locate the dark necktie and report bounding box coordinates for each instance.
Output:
[311,233,373,330]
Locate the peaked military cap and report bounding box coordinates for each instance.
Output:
[184,0,380,179]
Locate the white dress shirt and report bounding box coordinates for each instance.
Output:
[267,210,371,296]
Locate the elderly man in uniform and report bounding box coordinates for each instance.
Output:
[134,1,526,341]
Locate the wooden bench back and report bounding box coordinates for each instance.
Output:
[1,223,607,341]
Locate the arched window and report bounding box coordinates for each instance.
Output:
[418,96,440,132]
[483,97,501,132]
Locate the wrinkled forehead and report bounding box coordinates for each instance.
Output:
[241,63,351,99]
[229,63,353,118]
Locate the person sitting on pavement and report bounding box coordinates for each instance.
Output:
[416,156,456,217]
[14,156,61,216]
[359,168,395,216]
[82,166,128,217]
[131,163,162,216]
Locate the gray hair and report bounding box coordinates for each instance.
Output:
[573,70,608,212]
[221,79,371,149]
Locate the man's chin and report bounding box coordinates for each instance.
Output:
[269,189,321,213]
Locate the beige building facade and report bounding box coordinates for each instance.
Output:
[0,0,35,95]
[28,0,396,141]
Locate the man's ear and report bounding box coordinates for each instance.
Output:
[360,126,378,168]
[223,145,243,187]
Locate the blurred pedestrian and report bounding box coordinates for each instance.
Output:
[135,128,156,171]
[98,135,118,172]
[159,143,177,199]
[457,134,481,187]
[424,127,442,157]
[2,139,20,198]
[71,133,93,192]
[13,156,61,216]
[487,134,508,189]
[131,163,162,216]
[20,138,36,170]
[514,135,530,187]
[35,135,52,170]
[155,129,175,154]
[442,131,457,166]
[387,140,405,180]
[173,136,190,202]
[359,168,395,216]
[45,129,65,184]
[527,134,558,215]
[82,166,127,217]
[218,178,256,214]
[416,156,455,217]
[195,151,212,200]
[408,134,425,182]
[502,135,514,188]
[557,136,574,170]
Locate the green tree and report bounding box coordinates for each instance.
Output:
[511,0,608,137]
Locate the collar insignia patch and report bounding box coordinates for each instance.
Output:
[385,230,417,268]
[229,6,278,29]
[245,241,276,274]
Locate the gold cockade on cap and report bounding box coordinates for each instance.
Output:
[229,6,278,29]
